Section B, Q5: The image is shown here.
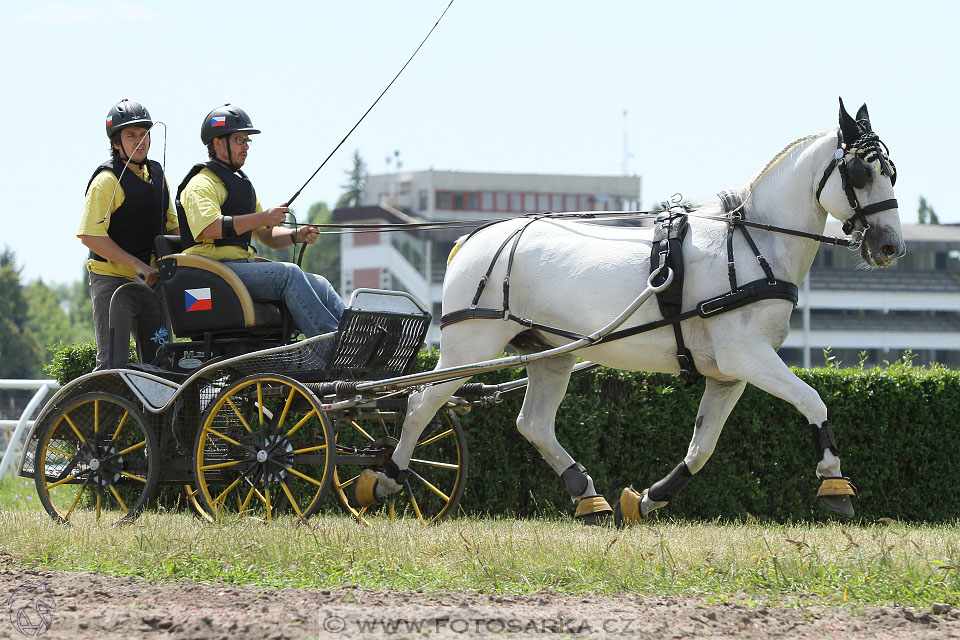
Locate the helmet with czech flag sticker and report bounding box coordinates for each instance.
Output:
[200,104,261,145]
[105,99,152,138]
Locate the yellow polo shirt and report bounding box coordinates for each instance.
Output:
[179,167,265,261]
[78,166,179,280]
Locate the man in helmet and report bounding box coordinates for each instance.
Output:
[78,99,180,370]
[177,104,344,336]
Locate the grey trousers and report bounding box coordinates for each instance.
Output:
[89,272,165,370]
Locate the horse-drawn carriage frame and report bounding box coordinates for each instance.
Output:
[18,98,904,528]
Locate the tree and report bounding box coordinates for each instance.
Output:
[336,149,368,210]
[27,278,94,353]
[0,248,43,378]
[918,196,940,224]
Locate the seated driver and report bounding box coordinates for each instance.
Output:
[176,104,345,336]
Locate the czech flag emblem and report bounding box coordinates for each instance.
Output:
[210,116,227,127]
[106,116,113,127]
[185,287,212,312]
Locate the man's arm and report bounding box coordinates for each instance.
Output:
[80,235,159,285]
[200,206,288,240]
[254,220,321,249]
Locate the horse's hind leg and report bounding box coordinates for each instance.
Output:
[518,354,612,524]
[615,377,746,526]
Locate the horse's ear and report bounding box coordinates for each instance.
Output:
[855,103,872,131]
[838,97,860,144]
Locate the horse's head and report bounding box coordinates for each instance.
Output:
[815,98,905,267]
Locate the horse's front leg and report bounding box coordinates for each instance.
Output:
[351,377,464,507]
[615,377,745,526]
[716,343,856,516]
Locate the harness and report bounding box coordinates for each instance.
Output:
[438,127,898,377]
[439,197,800,380]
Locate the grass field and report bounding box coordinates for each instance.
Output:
[2,477,959,608]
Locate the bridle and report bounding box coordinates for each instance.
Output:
[815,129,898,242]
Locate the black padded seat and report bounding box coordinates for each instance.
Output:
[154,235,284,335]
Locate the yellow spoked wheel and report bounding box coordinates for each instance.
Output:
[333,401,468,524]
[34,392,158,524]
[193,375,334,521]
[183,484,214,522]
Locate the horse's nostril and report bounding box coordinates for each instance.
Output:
[882,244,899,258]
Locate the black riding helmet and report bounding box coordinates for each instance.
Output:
[106,99,152,166]
[106,99,152,137]
[200,104,261,145]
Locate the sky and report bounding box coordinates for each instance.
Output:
[2,0,956,285]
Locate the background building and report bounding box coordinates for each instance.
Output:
[334,171,960,368]
[334,170,642,345]
[783,223,960,369]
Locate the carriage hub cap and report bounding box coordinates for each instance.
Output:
[257,450,268,463]
[89,458,100,471]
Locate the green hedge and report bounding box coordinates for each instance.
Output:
[413,350,960,523]
[42,342,960,522]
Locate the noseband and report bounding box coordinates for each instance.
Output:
[815,130,898,239]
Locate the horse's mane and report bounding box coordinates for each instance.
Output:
[747,130,832,188]
[682,129,833,252]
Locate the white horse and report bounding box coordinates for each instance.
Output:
[355,99,904,524]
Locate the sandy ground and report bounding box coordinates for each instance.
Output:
[2,567,960,639]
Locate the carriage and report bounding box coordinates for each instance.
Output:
[19,99,903,526]
[16,235,471,524]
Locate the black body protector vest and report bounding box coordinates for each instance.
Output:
[175,161,257,251]
[86,158,169,264]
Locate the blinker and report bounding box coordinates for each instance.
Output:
[847,156,869,190]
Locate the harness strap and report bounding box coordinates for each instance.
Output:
[650,209,698,380]
[719,190,741,290]
[440,307,593,342]
[599,278,799,344]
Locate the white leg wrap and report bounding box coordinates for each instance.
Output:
[640,489,668,517]
[374,472,403,498]
[817,449,842,478]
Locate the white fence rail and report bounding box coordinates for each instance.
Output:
[0,380,60,479]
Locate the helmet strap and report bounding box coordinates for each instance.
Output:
[115,130,147,169]
[215,135,240,172]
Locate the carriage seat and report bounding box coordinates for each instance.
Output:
[154,235,283,337]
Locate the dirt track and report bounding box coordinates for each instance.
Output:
[2,567,959,639]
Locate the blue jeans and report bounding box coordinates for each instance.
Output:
[223,260,345,336]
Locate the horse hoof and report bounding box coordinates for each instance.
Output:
[574,496,612,525]
[817,477,857,517]
[350,469,381,508]
[613,487,644,528]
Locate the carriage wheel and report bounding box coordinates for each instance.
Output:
[194,375,334,521]
[332,403,468,524]
[183,485,214,522]
[34,392,158,524]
